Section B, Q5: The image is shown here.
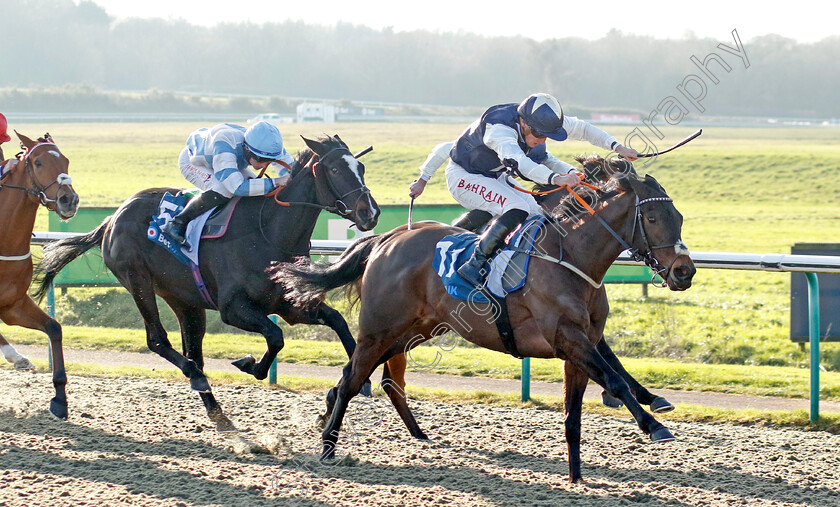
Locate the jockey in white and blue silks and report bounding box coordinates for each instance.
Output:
[161,121,294,249]
[408,92,640,287]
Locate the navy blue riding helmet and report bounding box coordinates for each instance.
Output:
[517,93,568,141]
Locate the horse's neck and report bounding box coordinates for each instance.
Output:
[264,171,323,254]
[0,164,38,254]
[557,193,636,281]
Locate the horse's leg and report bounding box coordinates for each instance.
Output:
[218,293,283,380]
[125,274,211,393]
[168,300,236,432]
[0,297,67,419]
[381,352,427,439]
[322,334,392,461]
[0,332,34,370]
[563,361,589,483]
[301,302,372,396]
[557,325,674,443]
[597,339,674,413]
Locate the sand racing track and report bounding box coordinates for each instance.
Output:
[1,369,839,506]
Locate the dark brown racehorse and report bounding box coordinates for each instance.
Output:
[379,155,681,418]
[35,135,379,430]
[0,132,79,419]
[272,160,696,482]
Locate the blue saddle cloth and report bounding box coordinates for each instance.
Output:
[433,216,546,303]
[147,191,207,266]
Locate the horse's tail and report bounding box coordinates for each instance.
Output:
[32,216,112,303]
[271,233,386,307]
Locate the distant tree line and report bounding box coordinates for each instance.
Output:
[1,0,838,118]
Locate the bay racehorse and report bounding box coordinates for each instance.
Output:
[272,160,695,482]
[378,155,680,420]
[35,135,378,430]
[0,132,79,419]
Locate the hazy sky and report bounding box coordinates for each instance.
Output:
[87,0,834,43]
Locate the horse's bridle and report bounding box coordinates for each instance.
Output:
[0,142,73,208]
[627,195,686,286]
[528,181,685,288]
[313,147,373,217]
[269,146,371,217]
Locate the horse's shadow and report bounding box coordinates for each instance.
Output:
[451,432,838,505]
[0,411,332,506]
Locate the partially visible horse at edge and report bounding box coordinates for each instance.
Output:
[1,131,79,419]
[272,158,696,482]
[35,135,378,430]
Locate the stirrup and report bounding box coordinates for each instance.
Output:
[161,221,190,248]
[457,258,488,287]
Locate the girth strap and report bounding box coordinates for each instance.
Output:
[190,263,218,310]
[478,288,522,359]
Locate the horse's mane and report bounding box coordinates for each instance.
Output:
[533,153,637,221]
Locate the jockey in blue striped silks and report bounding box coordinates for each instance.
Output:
[162,121,294,248]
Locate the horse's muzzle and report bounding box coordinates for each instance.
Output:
[353,196,380,232]
[666,257,696,291]
[56,188,80,220]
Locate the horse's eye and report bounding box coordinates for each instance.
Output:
[647,216,656,223]
[331,166,338,173]
[34,160,42,169]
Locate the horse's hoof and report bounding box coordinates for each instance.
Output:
[190,376,212,393]
[413,430,429,440]
[601,391,624,409]
[49,399,68,421]
[320,443,337,462]
[650,396,675,413]
[207,408,237,432]
[360,380,372,397]
[231,355,256,374]
[215,418,238,433]
[650,427,675,443]
[14,358,35,370]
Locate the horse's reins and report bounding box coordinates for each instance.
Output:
[506,171,681,287]
[268,145,373,217]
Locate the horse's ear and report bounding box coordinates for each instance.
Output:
[301,135,325,155]
[333,133,346,147]
[15,130,36,149]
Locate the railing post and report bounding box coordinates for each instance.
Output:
[521,357,531,402]
[806,272,820,423]
[268,315,279,385]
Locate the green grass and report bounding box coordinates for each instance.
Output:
[15,121,840,395]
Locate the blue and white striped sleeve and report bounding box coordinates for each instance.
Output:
[211,137,276,197]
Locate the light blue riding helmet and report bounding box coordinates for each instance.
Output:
[244,121,288,160]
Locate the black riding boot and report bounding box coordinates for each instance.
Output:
[457,209,528,287]
[452,209,493,232]
[161,190,229,249]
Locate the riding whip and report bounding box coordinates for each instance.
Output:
[407,197,415,230]
[631,129,702,158]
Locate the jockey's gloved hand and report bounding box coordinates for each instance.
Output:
[551,172,581,187]
[272,174,291,188]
